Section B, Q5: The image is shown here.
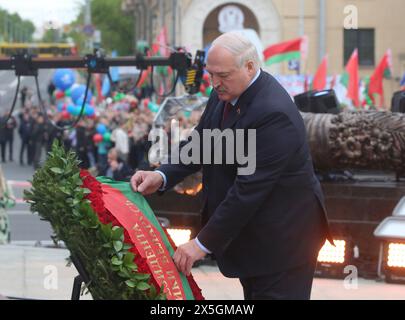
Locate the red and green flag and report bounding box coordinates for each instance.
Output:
[151,26,174,95]
[312,55,328,91]
[152,27,171,76]
[263,36,308,66]
[368,49,392,107]
[152,26,169,57]
[93,73,103,102]
[361,76,373,108]
[136,50,152,89]
[330,74,337,89]
[341,49,360,107]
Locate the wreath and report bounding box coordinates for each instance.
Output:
[24,141,204,300]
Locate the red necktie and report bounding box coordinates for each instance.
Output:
[221,102,232,127]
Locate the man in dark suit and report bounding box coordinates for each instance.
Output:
[130,31,332,300]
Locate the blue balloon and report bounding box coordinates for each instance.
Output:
[71,84,93,105]
[53,69,75,91]
[72,106,83,116]
[85,104,95,116]
[66,104,76,114]
[148,101,160,113]
[76,95,93,106]
[96,123,107,134]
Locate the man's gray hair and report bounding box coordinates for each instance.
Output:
[211,31,261,69]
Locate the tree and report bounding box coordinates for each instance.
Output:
[0,9,35,42]
[65,0,135,55]
[42,28,62,43]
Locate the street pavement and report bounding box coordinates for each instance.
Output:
[0,69,54,115]
[2,159,54,243]
[0,244,405,300]
[0,68,56,243]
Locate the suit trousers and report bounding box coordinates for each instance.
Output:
[239,259,318,300]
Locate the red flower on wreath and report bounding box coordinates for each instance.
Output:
[80,169,160,293]
[79,169,204,300]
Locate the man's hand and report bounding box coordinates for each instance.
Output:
[130,171,163,195]
[173,239,207,276]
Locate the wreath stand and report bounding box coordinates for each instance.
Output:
[70,254,91,300]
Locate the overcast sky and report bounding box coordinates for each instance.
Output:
[0,0,85,38]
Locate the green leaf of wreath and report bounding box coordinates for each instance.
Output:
[111,256,123,266]
[113,241,123,252]
[134,273,150,281]
[125,280,136,288]
[50,167,63,174]
[136,282,150,291]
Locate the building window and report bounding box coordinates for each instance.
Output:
[344,29,375,66]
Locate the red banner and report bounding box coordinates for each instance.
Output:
[101,184,186,300]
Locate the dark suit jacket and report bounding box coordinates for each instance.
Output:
[158,70,332,278]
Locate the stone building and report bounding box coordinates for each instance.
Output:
[122,0,405,106]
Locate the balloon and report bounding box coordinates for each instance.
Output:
[199,84,206,93]
[54,90,65,100]
[147,101,159,113]
[93,133,103,144]
[85,104,95,117]
[184,110,191,119]
[96,123,107,135]
[103,132,111,142]
[205,86,213,96]
[71,84,93,105]
[61,110,70,120]
[67,104,76,115]
[196,92,203,97]
[53,69,75,91]
[113,93,125,102]
[72,106,83,116]
[65,88,72,97]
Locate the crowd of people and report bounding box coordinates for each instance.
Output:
[0,83,204,183]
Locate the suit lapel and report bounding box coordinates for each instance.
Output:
[221,70,267,130]
[211,98,225,129]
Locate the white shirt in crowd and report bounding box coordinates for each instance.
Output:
[111,127,129,155]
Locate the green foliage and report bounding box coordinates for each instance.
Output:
[41,29,66,43]
[64,0,135,55]
[24,141,165,300]
[0,9,35,42]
